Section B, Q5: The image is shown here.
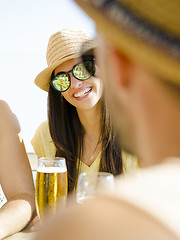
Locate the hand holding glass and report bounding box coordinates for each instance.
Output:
[35,157,68,221]
[76,172,114,204]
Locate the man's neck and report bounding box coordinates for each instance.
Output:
[137,83,180,167]
[131,68,180,167]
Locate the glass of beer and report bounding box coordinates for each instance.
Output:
[35,157,68,221]
[76,172,114,204]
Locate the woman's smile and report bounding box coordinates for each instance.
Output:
[73,86,92,100]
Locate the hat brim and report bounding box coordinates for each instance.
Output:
[34,53,81,92]
[75,0,180,86]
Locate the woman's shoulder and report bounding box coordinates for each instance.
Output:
[32,120,55,157]
[34,120,50,138]
[37,120,49,131]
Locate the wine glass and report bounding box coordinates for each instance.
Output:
[76,172,114,204]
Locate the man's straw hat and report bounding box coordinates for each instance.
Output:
[75,0,180,86]
[35,28,95,92]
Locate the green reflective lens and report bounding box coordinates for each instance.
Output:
[52,74,70,91]
[73,61,94,80]
[51,59,95,92]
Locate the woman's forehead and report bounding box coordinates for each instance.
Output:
[54,58,81,75]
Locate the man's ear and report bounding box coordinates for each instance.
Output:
[108,44,132,91]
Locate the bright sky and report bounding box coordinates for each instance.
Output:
[0,0,95,152]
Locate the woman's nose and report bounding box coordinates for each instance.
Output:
[70,74,83,89]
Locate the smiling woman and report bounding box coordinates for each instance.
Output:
[31,29,123,194]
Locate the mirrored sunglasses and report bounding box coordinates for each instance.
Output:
[50,57,95,92]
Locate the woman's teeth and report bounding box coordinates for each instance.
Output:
[74,88,91,98]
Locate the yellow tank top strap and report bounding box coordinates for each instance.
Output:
[122,150,139,173]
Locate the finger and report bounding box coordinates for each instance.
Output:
[31,221,41,232]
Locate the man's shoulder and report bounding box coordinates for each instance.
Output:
[109,159,180,238]
[38,191,177,240]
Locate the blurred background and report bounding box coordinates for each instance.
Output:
[0,0,95,152]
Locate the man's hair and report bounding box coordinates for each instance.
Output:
[160,78,180,101]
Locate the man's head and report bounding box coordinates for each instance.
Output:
[76,0,180,166]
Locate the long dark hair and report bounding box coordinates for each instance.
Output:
[48,86,122,193]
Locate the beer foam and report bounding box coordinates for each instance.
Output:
[37,167,67,173]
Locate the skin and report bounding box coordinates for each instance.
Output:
[0,100,35,239]
[34,195,176,240]
[34,30,180,240]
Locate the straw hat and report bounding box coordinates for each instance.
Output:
[35,28,95,92]
[75,0,180,86]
